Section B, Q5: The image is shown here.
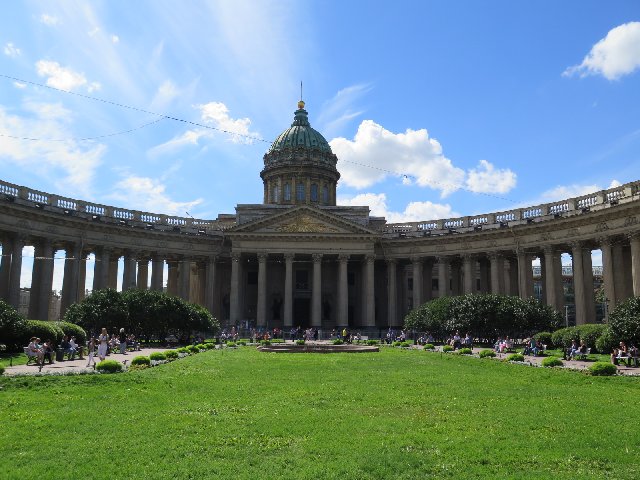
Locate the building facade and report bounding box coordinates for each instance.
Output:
[1,101,640,335]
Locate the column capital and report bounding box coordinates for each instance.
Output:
[257,253,268,262]
[597,236,613,247]
[542,245,559,255]
[207,255,218,263]
[436,255,450,264]
[410,255,422,264]
[365,254,376,263]
[231,252,241,262]
[284,252,295,261]
[385,257,397,266]
[312,253,323,263]
[488,252,503,261]
[462,253,476,261]
[626,230,640,241]
[338,253,350,262]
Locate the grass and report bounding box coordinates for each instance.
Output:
[1,348,638,479]
[0,353,27,367]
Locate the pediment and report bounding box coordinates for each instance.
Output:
[229,206,378,235]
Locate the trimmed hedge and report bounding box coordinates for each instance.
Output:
[23,320,64,345]
[176,347,189,354]
[295,339,306,345]
[55,321,87,345]
[506,353,525,362]
[365,339,378,346]
[533,332,553,348]
[0,300,27,351]
[458,348,473,355]
[541,356,563,368]
[423,344,435,350]
[131,356,151,366]
[596,327,617,354]
[442,345,454,352]
[165,350,179,360]
[149,352,167,361]
[608,296,640,346]
[589,362,618,376]
[187,345,200,354]
[96,359,123,373]
[479,349,496,358]
[332,339,344,345]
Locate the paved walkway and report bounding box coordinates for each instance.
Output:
[3,347,171,376]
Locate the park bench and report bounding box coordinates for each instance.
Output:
[24,347,41,365]
[572,348,591,361]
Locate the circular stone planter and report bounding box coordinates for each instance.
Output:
[258,343,379,353]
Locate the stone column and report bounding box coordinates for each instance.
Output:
[507,257,519,296]
[438,256,449,297]
[151,257,164,291]
[479,258,489,293]
[257,253,268,327]
[517,250,530,298]
[612,243,626,307]
[38,241,54,320]
[311,253,323,327]
[196,262,206,306]
[61,243,82,316]
[229,253,241,325]
[107,255,118,289]
[450,260,461,295]
[178,258,191,301]
[78,252,87,300]
[204,256,217,316]
[0,236,13,301]
[630,233,640,297]
[137,259,149,290]
[284,253,294,327]
[93,247,110,291]
[122,253,137,291]
[411,256,422,309]
[463,254,474,294]
[571,243,587,325]
[600,239,616,314]
[489,253,504,294]
[7,236,24,308]
[582,249,595,322]
[167,261,178,295]
[29,242,44,319]
[337,254,349,327]
[543,246,564,313]
[423,259,434,302]
[386,258,397,327]
[364,254,375,327]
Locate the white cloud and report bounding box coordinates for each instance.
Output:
[0,103,105,196]
[3,42,21,57]
[608,179,622,188]
[150,80,180,110]
[110,176,203,216]
[563,22,640,80]
[330,120,465,196]
[338,192,457,223]
[40,13,60,26]
[88,27,100,37]
[13,82,27,89]
[111,35,119,44]
[198,102,259,144]
[36,60,97,92]
[147,129,212,157]
[465,159,516,194]
[317,83,372,137]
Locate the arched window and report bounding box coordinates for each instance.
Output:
[272,184,280,203]
[310,183,318,202]
[322,185,329,204]
[283,183,291,201]
[296,182,305,201]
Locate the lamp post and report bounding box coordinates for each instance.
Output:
[565,305,569,328]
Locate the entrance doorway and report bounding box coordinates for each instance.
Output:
[293,298,310,326]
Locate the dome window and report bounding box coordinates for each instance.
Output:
[283,183,291,202]
[311,184,318,202]
[296,182,305,202]
[271,184,280,203]
[322,185,329,204]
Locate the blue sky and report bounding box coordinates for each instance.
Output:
[1,1,640,289]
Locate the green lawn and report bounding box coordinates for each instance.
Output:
[1,347,638,479]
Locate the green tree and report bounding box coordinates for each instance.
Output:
[0,299,27,351]
[608,296,640,346]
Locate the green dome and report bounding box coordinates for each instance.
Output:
[268,104,332,153]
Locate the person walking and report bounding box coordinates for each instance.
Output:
[86,337,96,367]
[98,328,109,361]
[119,328,127,354]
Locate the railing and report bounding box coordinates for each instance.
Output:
[384,180,640,236]
[0,178,228,233]
[532,266,603,277]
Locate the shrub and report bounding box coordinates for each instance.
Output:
[551,327,581,349]
[596,327,617,354]
[131,356,151,366]
[442,345,454,352]
[55,322,87,345]
[575,324,606,351]
[96,359,123,373]
[204,343,216,349]
[533,332,553,348]
[149,352,167,361]
[226,342,237,348]
[392,341,402,347]
[295,339,306,345]
[238,341,247,346]
[400,341,412,348]
[332,339,344,345]
[0,365,5,376]
[458,348,473,355]
[165,350,179,360]
[423,343,435,350]
[588,362,618,376]
[260,340,272,346]
[0,300,27,351]
[194,344,206,350]
[365,339,378,346]
[187,345,200,354]
[541,356,563,368]
[23,320,64,346]
[128,363,149,371]
[506,353,525,362]
[608,296,640,346]
[176,347,189,354]
[479,349,496,358]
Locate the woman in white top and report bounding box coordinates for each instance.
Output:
[97,328,109,361]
